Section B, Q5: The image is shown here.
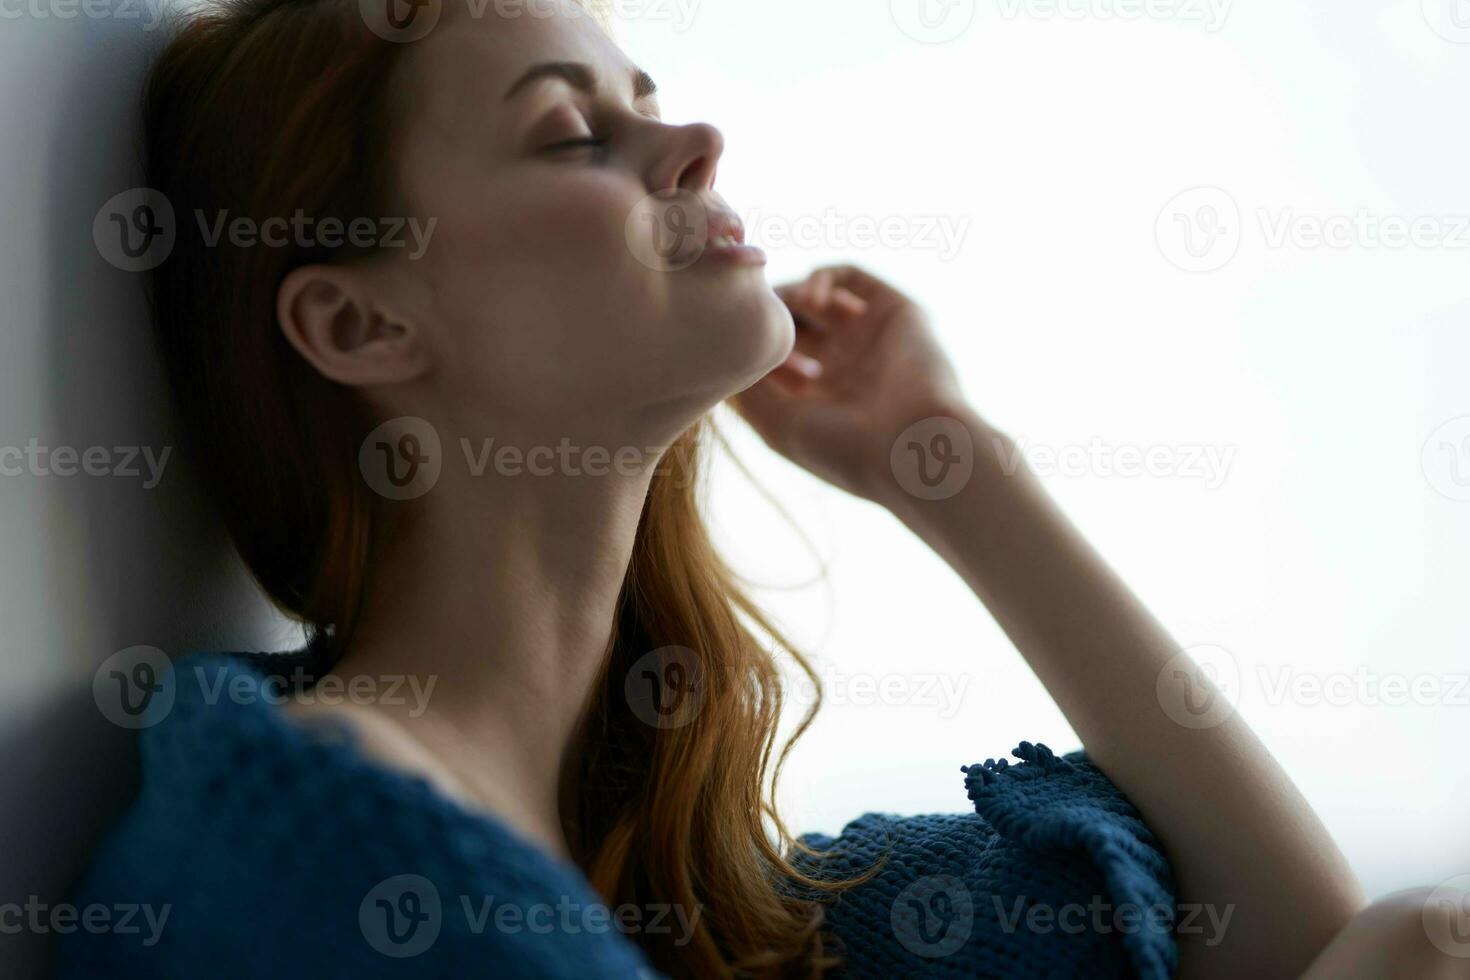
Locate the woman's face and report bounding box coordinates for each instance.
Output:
[381,1,795,448]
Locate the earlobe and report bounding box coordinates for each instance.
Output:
[276,264,427,387]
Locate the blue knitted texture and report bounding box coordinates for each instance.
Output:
[57,653,1178,978]
[792,743,1178,979]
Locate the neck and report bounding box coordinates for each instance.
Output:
[330,439,663,862]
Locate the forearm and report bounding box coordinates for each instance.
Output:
[883,402,1365,978]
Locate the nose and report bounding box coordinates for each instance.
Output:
[647,121,725,194]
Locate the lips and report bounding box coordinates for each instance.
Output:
[631,194,761,270]
[704,207,746,249]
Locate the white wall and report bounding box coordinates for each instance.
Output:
[616,0,1470,902]
[0,4,294,975]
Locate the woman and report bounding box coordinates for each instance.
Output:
[59,0,1384,976]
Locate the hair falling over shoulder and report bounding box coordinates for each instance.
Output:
[139,0,867,974]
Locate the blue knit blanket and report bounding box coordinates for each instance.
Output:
[57,652,1179,978]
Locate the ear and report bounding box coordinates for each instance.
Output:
[276,264,430,387]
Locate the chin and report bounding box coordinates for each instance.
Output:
[713,282,796,388]
[645,278,794,414]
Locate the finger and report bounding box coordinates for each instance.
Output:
[785,271,823,307]
[775,277,826,306]
[815,263,913,308]
[777,295,825,335]
[783,283,868,333]
[776,280,820,310]
[811,268,836,308]
[782,350,824,379]
[831,286,868,316]
[778,286,832,333]
[774,279,806,302]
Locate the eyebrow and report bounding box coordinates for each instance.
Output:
[503,61,659,105]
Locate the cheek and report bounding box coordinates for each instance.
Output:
[440,176,665,317]
[405,167,790,419]
[412,178,677,399]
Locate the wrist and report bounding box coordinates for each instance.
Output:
[870,399,1026,524]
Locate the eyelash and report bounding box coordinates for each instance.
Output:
[544,136,610,156]
[539,101,660,159]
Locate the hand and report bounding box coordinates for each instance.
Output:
[729,263,969,508]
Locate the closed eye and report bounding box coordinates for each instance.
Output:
[544,136,609,154]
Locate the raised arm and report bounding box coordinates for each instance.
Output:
[732,263,1365,978]
[881,400,1364,977]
